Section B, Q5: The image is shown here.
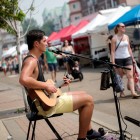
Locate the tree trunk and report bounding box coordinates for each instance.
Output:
[16,21,28,111]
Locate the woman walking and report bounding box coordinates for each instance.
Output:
[111,23,140,99]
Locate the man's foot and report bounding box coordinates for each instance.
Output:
[86,130,101,140]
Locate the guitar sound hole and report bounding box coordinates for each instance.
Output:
[42,90,50,98]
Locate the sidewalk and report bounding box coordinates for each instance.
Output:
[0,112,107,140]
[0,71,105,140]
[0,69,140,140]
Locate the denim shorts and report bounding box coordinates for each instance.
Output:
[48,63,57,71]
[115,57,133,66]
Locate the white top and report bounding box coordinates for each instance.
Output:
[115,35,130,59]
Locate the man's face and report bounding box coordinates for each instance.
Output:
[35,36,47,52]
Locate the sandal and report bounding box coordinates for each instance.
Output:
[132,94,140,99]
[120,92,125,98]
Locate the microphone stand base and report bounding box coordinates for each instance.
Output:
[119,133,126,140]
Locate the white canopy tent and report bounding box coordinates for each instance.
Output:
[72,7,123,39]
[2,46,16,58]
[72,14,106,39]
[88,6,131,34]
[2,44,28,58]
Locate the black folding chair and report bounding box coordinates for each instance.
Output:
[26,96,63,140]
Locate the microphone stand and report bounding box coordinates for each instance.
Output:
[52,49,131,140]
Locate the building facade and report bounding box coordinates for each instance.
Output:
[68,0,140,24]
[68,0,82,25]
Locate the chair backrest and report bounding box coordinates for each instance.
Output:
[27,95,38,114]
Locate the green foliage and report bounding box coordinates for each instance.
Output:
[0,0,25,33]
[22,18,40,33]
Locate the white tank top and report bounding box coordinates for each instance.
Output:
[115,35,130,59]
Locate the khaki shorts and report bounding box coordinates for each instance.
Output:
[45,93,73,117]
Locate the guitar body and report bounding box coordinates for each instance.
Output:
[28,79,62,111]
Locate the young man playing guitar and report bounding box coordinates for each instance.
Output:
[19,29,101,140]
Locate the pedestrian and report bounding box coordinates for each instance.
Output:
[107,35,113,54]
[13,56,19,74]
[111,23,140,99]
[19,29,101,140]
[8,58,13,75]
[62,40,75,75]
[39,53,46,73]
[1,58,7,76]
[44,43,58,82]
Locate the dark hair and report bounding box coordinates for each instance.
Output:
[114,24,120,34]
[107,35,113,54]
[26,29,45,50]
[63,40,70,47]
[107,35,113,40]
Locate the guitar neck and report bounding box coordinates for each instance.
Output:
[55,81,65,88]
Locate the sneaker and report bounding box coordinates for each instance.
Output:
[86,130,101,140]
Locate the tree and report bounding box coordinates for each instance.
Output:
[0,0,25,33]
[0,0,35,69]
[22,18,40,34]
[0,0,35,111]
[41,20,54,36]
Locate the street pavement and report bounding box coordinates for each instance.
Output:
[0,67,140,140]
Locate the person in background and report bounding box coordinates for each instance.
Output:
[2,58,7,76]
[19,29,101,140]
[44,43,58,82]
[13,56,19,74]
[8,58,13,75]
[39,53,46,73]
[62,40,75,75]
[107,35,113,54]
[111,23,140,99]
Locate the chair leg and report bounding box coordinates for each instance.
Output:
[45,118,62,140]
[31,120,37,140]
[27,121,32,140]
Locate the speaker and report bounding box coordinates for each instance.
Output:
[100,69,110,90]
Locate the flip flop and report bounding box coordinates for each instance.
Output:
[132,95,140,99]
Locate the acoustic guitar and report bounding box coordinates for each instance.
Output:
[32,79,65,110]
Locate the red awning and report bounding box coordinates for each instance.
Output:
[61,20,89,41]
[50,25,75,42]
[47,32,58,43]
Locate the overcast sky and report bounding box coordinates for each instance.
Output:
[20,0,69,25]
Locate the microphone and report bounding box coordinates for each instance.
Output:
[124,116,140,127]
[48,48,61,54]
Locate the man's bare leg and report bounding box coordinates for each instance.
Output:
[67,91,94,138]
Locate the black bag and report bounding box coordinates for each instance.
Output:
[113,73,124,93]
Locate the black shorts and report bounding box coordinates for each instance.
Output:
[115,57,133,66]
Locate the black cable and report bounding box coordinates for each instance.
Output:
[60,132,78,139]
[117,96,128,131]
[116,96,133,140]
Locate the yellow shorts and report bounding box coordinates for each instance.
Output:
[45,93,73,117]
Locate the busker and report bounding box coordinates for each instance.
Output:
[19,29,101,140]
